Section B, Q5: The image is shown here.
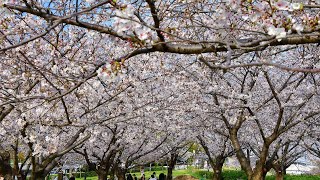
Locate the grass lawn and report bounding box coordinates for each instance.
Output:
[266,174,320,180]
[74,169,320,180]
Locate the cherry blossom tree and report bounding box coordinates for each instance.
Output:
[304,117,320,159]
[0,28,102,179]
[198,64,320,180]
[197,125,234,180]
[252,130,307,180]
[159,133,193,180]
[0,85,92,179]
[0,36,95,179]
[64,50,200,180]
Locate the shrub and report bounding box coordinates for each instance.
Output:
[192,170,212,179]
[73,171,97,178]
[222,170,247,180]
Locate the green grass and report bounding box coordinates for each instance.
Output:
[73,169,320,180]
[266,174,320,180]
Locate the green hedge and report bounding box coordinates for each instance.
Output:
[192,170,212,179]
[72,171,97,178]
[191,170,320,180]
[222,170,247,180]
[191,169,247,180]
[150,166,167,172]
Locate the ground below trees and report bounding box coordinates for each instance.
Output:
[67,169,320,180]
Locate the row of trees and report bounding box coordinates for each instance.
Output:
[0,0,320,180]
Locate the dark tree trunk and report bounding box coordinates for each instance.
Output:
[116,170,126,180]
[58,172,63,180]
[167,167,174,180]
[97,170,108,180]
[167,153,178,180]
[30,166,49,180]
[96,162,114,180]
[273,164,285,180]
[262,171,267,180]
[109,165,116,180]
[209,156,224,180]
[17,174,27,180]
[0,150,13,180]
[115,165,127,180]
[118,174,126,180]
[275,171,284,180]
[250,170,264,180]
[212,164,223,180]
[262,161,273,180]
[15,170,28,180]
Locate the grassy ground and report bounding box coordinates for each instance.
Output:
[73,169,320,180]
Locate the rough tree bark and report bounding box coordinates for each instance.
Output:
[272,163,286,180]
[0,150,13,180]
[229,127,272,180]
[29,156,46,180]
[211,156,224,180]
[115,166,126,180]
[167,152,178,180]
[275,171,284,180]
[96,158,115,180]
[97,169,108,180]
